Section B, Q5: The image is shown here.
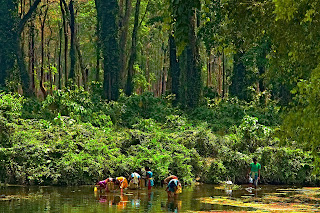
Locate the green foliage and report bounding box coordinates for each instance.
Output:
[113,92,175,127]
[259,147,315,185]
[0,90,316,186]
[0,92,23,121]
[205,159,227,184]
[233,115,274,153]
[282,67,320,173]
[190,97,280,132]
[132,64,154,93]
[169,0,201,54]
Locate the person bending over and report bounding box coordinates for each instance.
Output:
[165,176,182,198]
[96,177,115,192]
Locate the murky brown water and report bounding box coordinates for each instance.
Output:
[0,184,301,213]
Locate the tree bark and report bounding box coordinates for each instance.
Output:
[60,0,68,87]
[75,29,86,89]
[96,0,121,100]
[17,0,41,35]
[185,10,201,108]
[119,0,132,87]
[126,0,141,96]
[68,0,76,82]
[39,6,48,98]
[222,49,226,98]
[28,0,36,93]
[58,24,63,89]
[95,4,101,82]
[230,51,247,100]
[18,0,42,96]
[47,16,53,94]
[169,34,180,105]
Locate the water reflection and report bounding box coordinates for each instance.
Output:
[0,185,280,213]
[162,199,182,213]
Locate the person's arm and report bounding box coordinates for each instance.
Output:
[247,166,251,177]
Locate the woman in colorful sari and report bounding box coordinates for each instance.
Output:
[116,176,129,190]
[165,175,182,198]
[128,170,141,189]
[96,177,115,192]
[145,167,154,190]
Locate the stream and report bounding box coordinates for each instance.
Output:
[0,184,319,212]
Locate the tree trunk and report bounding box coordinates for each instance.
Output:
[75,34,86,89]
[119,0,132,87]
[126,0,141,96]
[222,49,226,98]
[58,24,63,89]
[47,18,53,94]
[39,6,48,98]
[95,13,101,82]
[0,1,16,87]
[169,34,180,105]
[28,0,36,93]
[60,0,68,87]
[218,55,222,96]
[96,0,120,100]
[68,0,76,82]
[17,0,42,96]
[230,51,247,100]
[185,10,201,108]
[0,0,40,93]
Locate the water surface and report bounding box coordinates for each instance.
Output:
[0,184,289,212]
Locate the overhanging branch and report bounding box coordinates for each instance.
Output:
[18,0,42,35]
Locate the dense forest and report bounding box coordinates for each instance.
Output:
[0,0,319,186]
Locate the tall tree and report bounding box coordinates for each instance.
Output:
[68,0,76,81]
[119,0,132,86]
[169,34,180,104]
[0,0,41,94]
[0,0,17,88]
[126,0,141,96]
[96,0,120,100]
[60,0,68,87]
[58,23,63,89]
[28,0,36,92]
[39,4,48,98]
[230,51,248,100]
[170,0,202,108]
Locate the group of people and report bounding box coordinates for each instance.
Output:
[95,167,154,192]
[96,158,260,199]
[95,167,182,198]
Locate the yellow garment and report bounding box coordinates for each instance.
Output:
[175,185,182,194]
[116,177,128,189]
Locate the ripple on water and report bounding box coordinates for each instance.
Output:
[0,185,319,213]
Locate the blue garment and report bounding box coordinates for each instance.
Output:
[146,171,154,186]
[168,179,178,192]
[146,171,153,178]
[131,172,141,179]
[149,178,154,187]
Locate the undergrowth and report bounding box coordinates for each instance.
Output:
[0,88,316,185]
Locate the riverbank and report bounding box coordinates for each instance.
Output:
[0,90,317,186]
